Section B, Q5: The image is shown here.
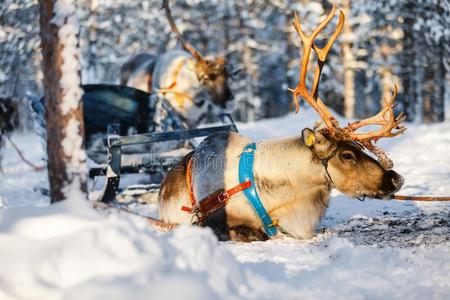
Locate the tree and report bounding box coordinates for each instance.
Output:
[0,0,41,129]
[340,0,356,119]
[4,0,450,125]
[39,0,87,202]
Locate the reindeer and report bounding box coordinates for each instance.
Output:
[119,53,157,93]
[0,97,19,171]
[157,7,406,242]
[120,0,233,126]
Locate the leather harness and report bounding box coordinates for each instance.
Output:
[181,143,278,237]
[157,58,194,108]
[180,141,450,236]
[180,143,338,237]
[181,156,252,224]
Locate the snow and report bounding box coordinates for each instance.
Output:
[1,109,450,299]
[61,118,86,168]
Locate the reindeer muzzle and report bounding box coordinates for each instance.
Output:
[382,170,404,196]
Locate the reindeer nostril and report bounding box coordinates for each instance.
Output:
[391,174,404,189]
[382,171,404,194]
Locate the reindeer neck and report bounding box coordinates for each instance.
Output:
[252,137,331,210]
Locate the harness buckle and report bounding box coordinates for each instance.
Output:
[218,191,230,202]
[190,205,203,225]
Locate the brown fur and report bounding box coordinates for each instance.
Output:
[120,53,157,93]
[158,130,404,242]
[195,56,231,108]
[254,174,290,195]
[158,152,193,223]
[228,225,268,242]
[158,162,186,201]
[327,142,392,199]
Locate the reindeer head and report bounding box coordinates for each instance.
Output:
[194,56,232,108]
[302,127,403,199]
[291,7,406,199]
[163,0,233,108]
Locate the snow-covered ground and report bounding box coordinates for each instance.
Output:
[1,110,450,299]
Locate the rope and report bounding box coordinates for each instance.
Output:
[5,136,45,171]
[392,195,450,201]
[156,58,194,107]
[156,88,193,105]
[93,202,178,232]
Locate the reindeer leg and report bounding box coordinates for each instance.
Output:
[228,225,268,242]
[209,223,268,242]
[205,210,268,242]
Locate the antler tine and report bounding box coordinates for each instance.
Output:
[340,84,406,169]
[396,112,407,124]
[345,85,407,142]
[293,6,337,45]
[292,6,336,93]
[289,6,341,133]
[162,0,204,61]
[290,8,405,170]
[311,11,345,99]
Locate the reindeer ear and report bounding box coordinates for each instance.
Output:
[215,55,225,65]
[302,128,316,147]
[187,59,197,71]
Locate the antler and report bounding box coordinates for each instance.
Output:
[289,6,344,135]
[289,7,406,169]
[342,85,406,170]
[344,85,406,142]
[162,0,204,61]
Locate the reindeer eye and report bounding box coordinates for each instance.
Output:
[340,151,356,161]
[194,99,205,107]
[198,74,208,83]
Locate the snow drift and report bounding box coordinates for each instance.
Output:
[1,110,450,299]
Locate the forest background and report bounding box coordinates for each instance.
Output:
[1,0,449,126]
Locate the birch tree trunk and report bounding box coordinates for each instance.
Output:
[399,8,417,122]
[341,0,355,119]
[413,35,424,124]
[445,71,450,122]
[39,0,87,203]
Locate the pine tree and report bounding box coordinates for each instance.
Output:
[3,0,450,125]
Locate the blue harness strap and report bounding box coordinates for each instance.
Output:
[238,143,278,237]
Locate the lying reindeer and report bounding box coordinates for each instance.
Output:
[120,0,233,126]
[158,7,406,242]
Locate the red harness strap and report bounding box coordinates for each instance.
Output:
[185,157,196,208]
[181,157,252,223]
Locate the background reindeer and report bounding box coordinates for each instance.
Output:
[158,7,406,242]
[120,0,233,126]
[0,97,19,171]
[119,53,157,93]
